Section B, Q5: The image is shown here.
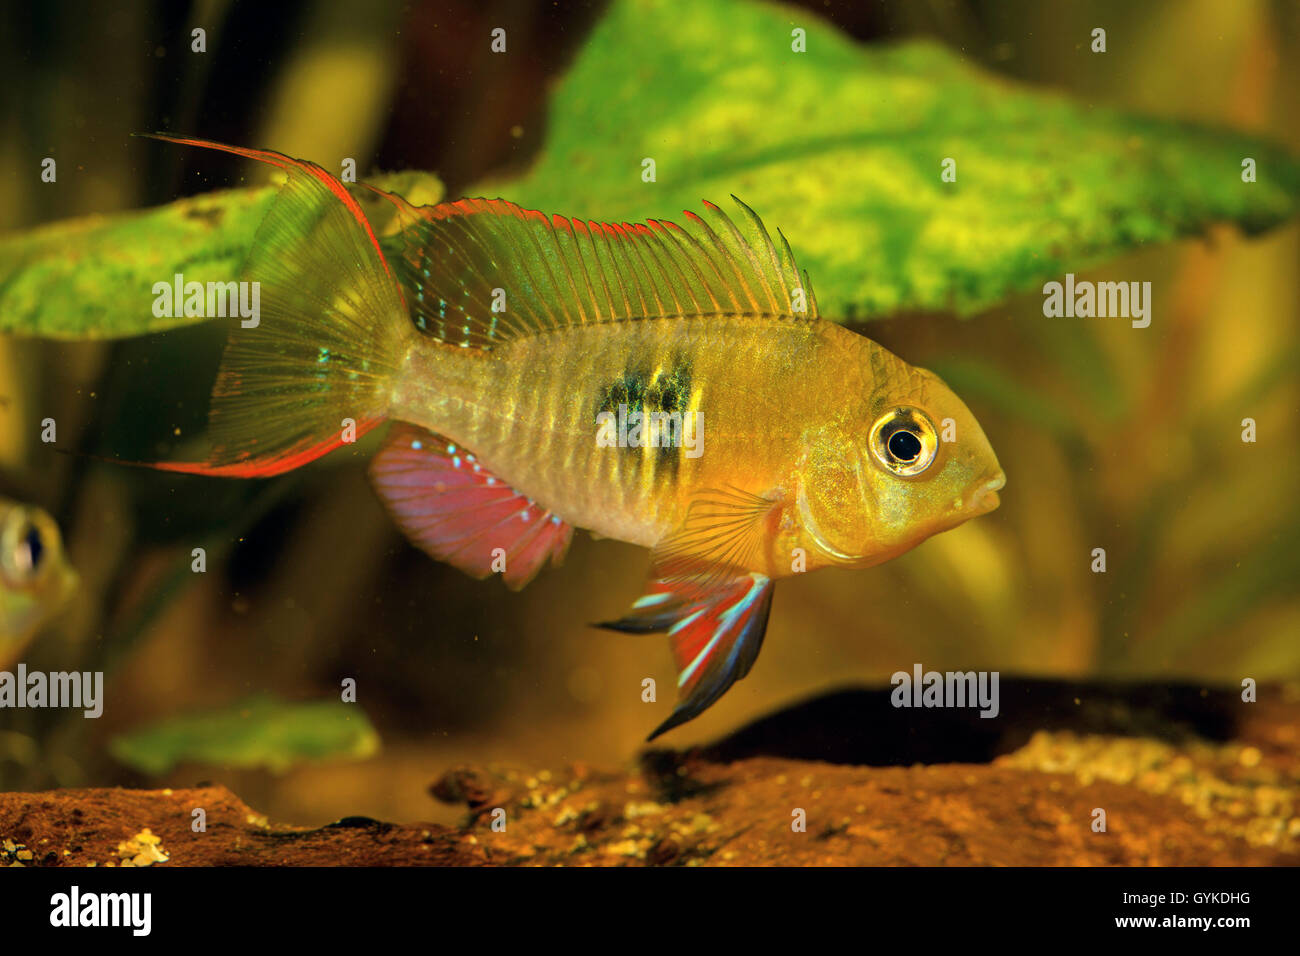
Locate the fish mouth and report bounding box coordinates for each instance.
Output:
[966,472,1006,516]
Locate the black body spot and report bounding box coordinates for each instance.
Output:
[594,355,695,478]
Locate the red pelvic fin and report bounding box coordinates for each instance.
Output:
[599,570,774,740]
[368,424,573,590]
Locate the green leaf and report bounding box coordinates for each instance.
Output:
[108,694,380,775]
[477,0,1300,321]
[0,170,442,340]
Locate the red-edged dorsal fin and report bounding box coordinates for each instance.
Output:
[369,424,573,590]
[372,194,819,350]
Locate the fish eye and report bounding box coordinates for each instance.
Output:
[18,524,44,572]
[888,430,922,462]
[869,407,938,477]
[1,509,56,587]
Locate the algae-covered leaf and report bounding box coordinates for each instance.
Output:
[479,0,1300,321]
[0,170,442,341]
[108,694,380,775]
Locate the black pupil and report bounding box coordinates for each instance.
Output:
[21,525,43,570]
[888,429,922,462]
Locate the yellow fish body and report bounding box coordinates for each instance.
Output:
[141,137,1004,737]
[396,311,1003,571]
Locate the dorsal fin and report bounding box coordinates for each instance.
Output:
[368,191,819,349]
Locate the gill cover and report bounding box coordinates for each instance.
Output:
[796,429,872,563]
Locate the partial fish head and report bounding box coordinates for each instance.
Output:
[797,349,1004,568]
[0,500,77,666]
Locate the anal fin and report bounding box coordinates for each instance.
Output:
[369,424,573,590]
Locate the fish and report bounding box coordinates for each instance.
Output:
[0,498,77,667]
[133,136,1005,739]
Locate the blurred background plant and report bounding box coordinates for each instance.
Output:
[0,0,1296,826]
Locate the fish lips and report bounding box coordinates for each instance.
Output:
[964,472,1006,517]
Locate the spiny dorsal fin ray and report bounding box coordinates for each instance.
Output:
[372,192,819,349]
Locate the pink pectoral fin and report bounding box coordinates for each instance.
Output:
[369,424,573,590]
